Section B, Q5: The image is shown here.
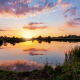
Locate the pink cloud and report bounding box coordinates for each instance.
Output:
[60,1,70,7]
[65,17,80,27]
[0,0,56,17]
[58,0,70,7]
[64,15,67,18]
[65,21,79,27]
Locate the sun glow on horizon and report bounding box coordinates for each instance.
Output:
[22,32,35,38]
[23,35,32,38]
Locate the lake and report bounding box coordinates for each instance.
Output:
[0,40,80,72]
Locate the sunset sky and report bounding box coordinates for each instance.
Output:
[0,0,80,38]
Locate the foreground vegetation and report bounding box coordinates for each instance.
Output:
[0,46,80,80]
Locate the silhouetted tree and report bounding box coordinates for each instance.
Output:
[4,43,7,46]
[38,36,42,39]
[13,36,15,39]
[37,40,42,44]
[48,40,51,43]
[48,36,51,39]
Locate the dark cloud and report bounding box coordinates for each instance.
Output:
[0,0,56,17]
[0,60,43,72]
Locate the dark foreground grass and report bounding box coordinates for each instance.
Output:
[0,46,80,80]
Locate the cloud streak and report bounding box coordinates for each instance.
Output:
[28,22,45,26]
[0,29,12,31]
[23,26,47,30]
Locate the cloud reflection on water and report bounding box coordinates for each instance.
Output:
[0,60,43,72]
[13,48,48,56]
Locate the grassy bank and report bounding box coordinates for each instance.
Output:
[0,46,80,80]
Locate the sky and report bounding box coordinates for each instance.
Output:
[0,0,80,38]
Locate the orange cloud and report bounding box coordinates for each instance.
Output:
[58,0,62,3]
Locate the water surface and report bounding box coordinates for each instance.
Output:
[0,40,80,72]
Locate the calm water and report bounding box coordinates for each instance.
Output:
[0,40,80,72]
